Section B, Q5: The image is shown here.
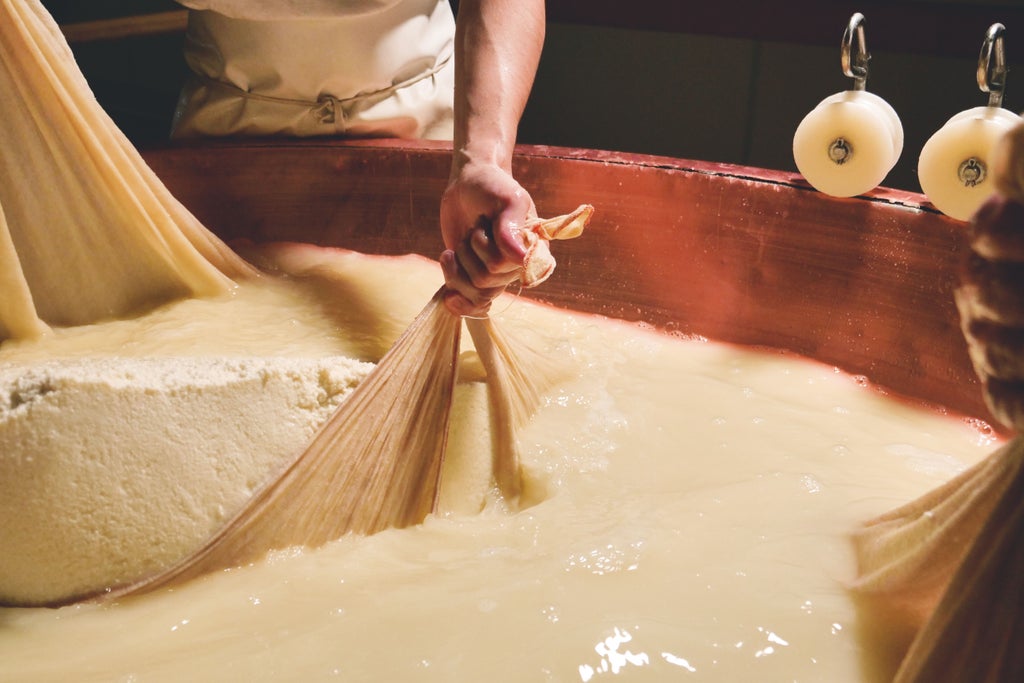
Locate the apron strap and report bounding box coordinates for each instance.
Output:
[189,50,453,126]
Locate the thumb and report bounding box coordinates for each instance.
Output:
[491,198,535,265]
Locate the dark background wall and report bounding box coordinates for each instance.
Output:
[40,0,1024,193]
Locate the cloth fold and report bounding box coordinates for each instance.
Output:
[171,1,455,139]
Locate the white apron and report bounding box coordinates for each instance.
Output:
[172,0,455,139]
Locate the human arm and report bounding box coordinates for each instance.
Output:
[439,0,546,316]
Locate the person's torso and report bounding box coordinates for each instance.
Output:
[180,0,454,101]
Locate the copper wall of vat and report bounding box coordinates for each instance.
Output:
[142,140,990,430]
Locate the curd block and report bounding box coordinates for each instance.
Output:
[0,355,372,605]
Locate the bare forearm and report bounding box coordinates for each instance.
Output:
[451,0,545,175]
[439,0,544,316]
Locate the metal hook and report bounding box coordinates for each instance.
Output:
[841,13,870,91]
[978,23,1007,108]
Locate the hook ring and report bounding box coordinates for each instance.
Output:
[978,23,1007,108]
[841,12,870,91]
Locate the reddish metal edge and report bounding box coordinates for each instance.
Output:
[142,139,995,432]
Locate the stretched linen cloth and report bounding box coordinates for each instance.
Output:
[889,440,1023,682]
[852,120,1024,682]
[104,206,592,601]
[0,0,254,341]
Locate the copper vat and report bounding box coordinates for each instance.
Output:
[142,139,990,432]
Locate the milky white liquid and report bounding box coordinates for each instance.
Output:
[0,248,996,682]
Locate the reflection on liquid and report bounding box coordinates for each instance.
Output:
[579,627,650,680]
[564,542,643,575]
[661,651,698,672]
[752,626,790,658]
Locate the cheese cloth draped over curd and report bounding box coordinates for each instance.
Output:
[172,0,455,139]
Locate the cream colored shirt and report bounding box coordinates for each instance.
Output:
[176,1,410,19]
[172,0,455,139]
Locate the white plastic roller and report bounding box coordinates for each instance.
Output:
[917,23,1020,221]
[793,90,904,197]
[918,106,1022,221]
[792,12,903,198]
